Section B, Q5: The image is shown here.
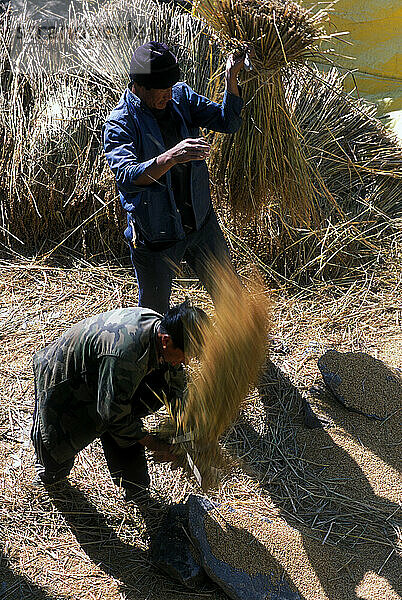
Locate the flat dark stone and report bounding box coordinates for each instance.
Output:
[187,495,302,600]
[151,502,205,588]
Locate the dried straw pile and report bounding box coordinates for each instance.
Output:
[0,8,121,258]
[220,65,402,283]
[194,0,401,281]
[0,0,211,258]
[158,260,273,490]
[0,0,400,282]
[194,0,338,225]
[288,65,402,219]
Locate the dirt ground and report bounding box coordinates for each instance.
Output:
[0,259,401,600]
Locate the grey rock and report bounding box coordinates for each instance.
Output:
[151,502,205,589]
[187,495,302,600]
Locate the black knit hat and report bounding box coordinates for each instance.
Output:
[129,41,180,89]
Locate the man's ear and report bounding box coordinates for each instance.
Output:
[160,333,171,350]
[133,82,144,94]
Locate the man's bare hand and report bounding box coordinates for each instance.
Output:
[225,46,256,95]
[151,447,177,463]
[226,45,256,76]
[134,137,210,185]
[165,138,210,165]
[226,53,246,80]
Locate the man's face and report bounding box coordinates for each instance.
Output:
[160,334,185,367]
[134,85,173,110]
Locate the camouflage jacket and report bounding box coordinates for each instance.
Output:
[33,308,185,463]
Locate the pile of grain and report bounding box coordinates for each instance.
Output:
[202,504,401,600]
[318,349,402,419]
[204,509,283,581]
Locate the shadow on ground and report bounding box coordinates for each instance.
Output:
[46,483,227,599]
[0,547,69,600]
[46,482,172,597]
[224,360,401,600]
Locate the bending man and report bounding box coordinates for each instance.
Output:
[31,302,208,501]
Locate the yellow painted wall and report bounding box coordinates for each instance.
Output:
[303,1,402,115]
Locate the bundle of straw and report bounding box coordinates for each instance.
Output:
[287,66,402,218]
[194,0,339,225]
[217,65,402,284]
[158,259,273,490]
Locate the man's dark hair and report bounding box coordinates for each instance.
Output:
[160,300,209,356]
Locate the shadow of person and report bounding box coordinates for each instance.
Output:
[0,544,69,600]
[256,361,400,528]
[300,531,401,600]
[223,360,401,600]
[261,360,331,430]
[45,483,230,599]
[45,481,173,596]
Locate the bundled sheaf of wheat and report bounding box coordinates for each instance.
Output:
[157,259,273,490]
[194,0,328,69]
[193,0,340,225]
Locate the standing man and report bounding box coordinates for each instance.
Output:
[103,41,245,314]
[31,301,208,501]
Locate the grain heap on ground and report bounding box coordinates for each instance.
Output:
[202,504,400,600]
[203,508,283,582]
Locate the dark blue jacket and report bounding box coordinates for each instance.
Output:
[103,82,243,244]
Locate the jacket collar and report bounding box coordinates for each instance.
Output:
[126,86,148,111]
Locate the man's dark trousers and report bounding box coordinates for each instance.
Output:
[129,210,232,314]
[31,369,167,492]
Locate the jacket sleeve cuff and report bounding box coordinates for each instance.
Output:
[223,89,244,111]
[124,158,163,194]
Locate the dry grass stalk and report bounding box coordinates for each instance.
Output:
[158,259,273,490]
[194,0,338,224]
